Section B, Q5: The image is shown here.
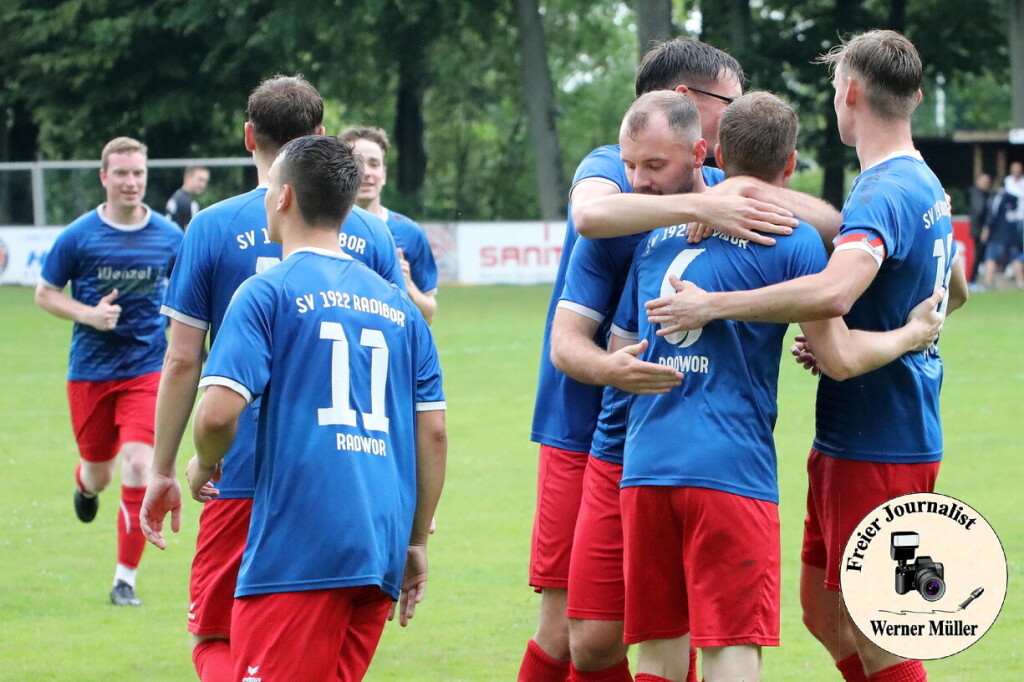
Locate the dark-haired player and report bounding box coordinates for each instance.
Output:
[139,74,405,681]
[187,135,446,681]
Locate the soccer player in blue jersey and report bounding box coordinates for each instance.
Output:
[609,91,943,682]
[138,75,405,681]
[645,32,968,682]
[340,125,440,323]
[35,136,182,607]
[186,134,446,682]
[524,38,847,682]
[551,92,718,682]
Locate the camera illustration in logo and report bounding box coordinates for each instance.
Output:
[891,531,945,601]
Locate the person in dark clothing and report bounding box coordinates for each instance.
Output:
[967,173,991,282]
[165,166,209,230]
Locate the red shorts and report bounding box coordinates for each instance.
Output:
[801,449,940,591]
[66,372,160,462]
[232,586,392,682]
[188,498,253,636]
[529,444,588,590]
[567,457,624,620]
[621,486,780,648]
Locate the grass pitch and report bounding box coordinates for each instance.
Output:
[0,284,1020,680]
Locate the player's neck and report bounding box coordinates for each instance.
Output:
[103,202,146,225]
[253,151,277,185]
[355,196,385,218]
[280,224,344,259]
[855,119,916,171]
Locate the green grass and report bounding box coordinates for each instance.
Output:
[0,284,1020,680]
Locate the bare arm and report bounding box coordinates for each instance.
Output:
[550,307,681,394]
[140,320,208,548]
[719,176,842,248]
[411,410,447,546]
[393,409,447,627]
[798,288,945,382]
[35,283,121,330]
[574,186,797,245]
[946,256,969,315]
[646,249,880,332]
[187,385,246,501]
[399,250,437,324]
[152,320,208,476]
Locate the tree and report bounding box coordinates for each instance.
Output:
[515,0,567,220]
[635,0,674,60]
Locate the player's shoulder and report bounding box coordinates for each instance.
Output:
[572,143,627,188]
[147,209,183,235]
[384,208,421,229]
[189,188,266,231]
[62,208,102,235]
[702,166,726,188]
[347,205,389,231]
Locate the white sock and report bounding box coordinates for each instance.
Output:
[114,564,137,588]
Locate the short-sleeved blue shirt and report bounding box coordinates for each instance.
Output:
[200,249,444,599]
[161,188,406,498]
[40,205,182,381]
[613,221,827,502]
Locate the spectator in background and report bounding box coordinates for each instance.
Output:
[166,166,210,230]
[982,177,1024,289]
[967,173,991,284]
[340,126,439,324]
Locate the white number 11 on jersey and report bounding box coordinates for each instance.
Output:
[317,321,391,433]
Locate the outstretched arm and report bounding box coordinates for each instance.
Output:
[140,319,207,549]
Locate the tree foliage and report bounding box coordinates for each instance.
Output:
[0,0,1015,220]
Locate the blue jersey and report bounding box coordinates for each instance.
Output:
[162,188,406,499]
[530,145,631,452]
[814,153,953,464]
[613,222,827,502]
[383,208,439,295]
[199,249,445,599]
[557,167,725,465]
[40,206,182,382]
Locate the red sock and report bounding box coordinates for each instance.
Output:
[117,485,147,570]
[518,638,570,682]
[868,660,927,682]
[686,647,697,682]
[192,639,233,682]
[74,462,93,495]
[634,674,673,682]
[568,658,632,682]
[836,654,869,682]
